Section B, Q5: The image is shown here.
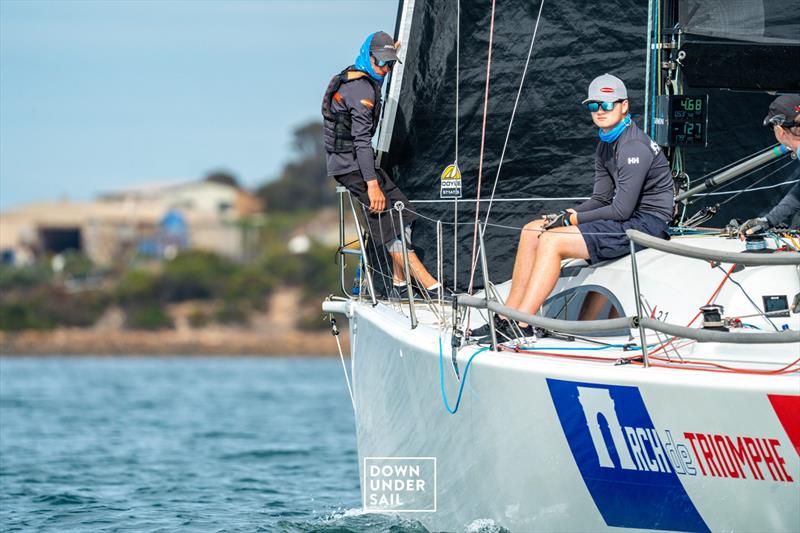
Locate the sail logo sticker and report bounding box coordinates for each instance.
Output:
[440,164,462,199]
[546,379,710,533]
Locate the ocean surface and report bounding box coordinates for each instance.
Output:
[0,357,437,532]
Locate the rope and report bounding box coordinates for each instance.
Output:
[481,0,546,240]
[439,335,489,414]
[331,318,356,412]
[467,0,497,297]
[696,178,799,197]
[715,264,779,332]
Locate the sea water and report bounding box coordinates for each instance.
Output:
[0,357,434,532]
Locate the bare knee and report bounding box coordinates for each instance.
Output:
[522,219,545,241]
[538,230,569,258]
[538,230,556,248]
[523,218,545,232]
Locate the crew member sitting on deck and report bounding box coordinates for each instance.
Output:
[322,31,441,297]
[739,94,800,237]
[471,74,674,340]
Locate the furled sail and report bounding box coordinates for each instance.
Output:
[380,0,798,291]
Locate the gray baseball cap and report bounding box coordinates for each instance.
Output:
[370,31,402,64]
[582,74,628,104]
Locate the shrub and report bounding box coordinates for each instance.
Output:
[188,309,209,328]
[161,251,235,301]
[38,288,110,328]
[0,302,51,331]
[61,251,94,279]
[116,269,162,303]
[296,309,329,331]
[223,266,275,310]
[299,244,341,303]
[214,301,250,325]
[127,305,173,330]
[0,262,52,291]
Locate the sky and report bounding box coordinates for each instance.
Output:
[0,0,397,210]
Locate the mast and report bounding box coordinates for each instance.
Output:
[376,0,415,160]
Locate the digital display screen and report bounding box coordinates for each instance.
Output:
[669,96,708,146]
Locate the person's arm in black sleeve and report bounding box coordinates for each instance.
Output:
[573,152,614,213]
[344,80,378,182]
[765,181,800,227]
[577,142,653,224]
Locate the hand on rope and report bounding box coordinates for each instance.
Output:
[738,216,771,239]
[366,180,386,213]
[542,209,577,230]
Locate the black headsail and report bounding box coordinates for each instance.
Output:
[378,0,798,291]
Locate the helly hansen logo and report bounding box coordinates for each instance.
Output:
[627,157,640,165]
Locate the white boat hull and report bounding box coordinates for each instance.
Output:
[348,302,800,532]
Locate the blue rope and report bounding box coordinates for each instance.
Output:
[439,336,489,414]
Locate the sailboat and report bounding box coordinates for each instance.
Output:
[323,1,800,531]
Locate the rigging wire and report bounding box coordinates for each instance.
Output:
[467,0,497,297]
[697,178,799,197]
[717,159,797,208]
[714,264,780,332]
[690,143,782,185]
[453,0,461,293]
[479,0,547,243]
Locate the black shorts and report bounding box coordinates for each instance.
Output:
[333,168,417,248]
[578,212,669,264]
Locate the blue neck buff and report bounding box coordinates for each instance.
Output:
[598,114,631,143]
[354,33,384,83]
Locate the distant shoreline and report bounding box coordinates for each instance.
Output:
[0,327,347,356]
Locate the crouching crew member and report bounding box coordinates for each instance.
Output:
[739,94,800,237]
[322,31,440,296]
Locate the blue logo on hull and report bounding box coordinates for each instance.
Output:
[546,379,709,532]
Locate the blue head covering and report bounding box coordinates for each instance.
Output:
[354,33,384,82]
[598,114,632,143]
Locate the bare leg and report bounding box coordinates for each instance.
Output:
[578,292,608,320]
[516,226,590,317]
[389,251,438,289]
[505,219,547,310]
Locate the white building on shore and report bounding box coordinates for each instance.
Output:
[0,179,263,266]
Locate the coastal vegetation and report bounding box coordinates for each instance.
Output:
[0,121,343,335]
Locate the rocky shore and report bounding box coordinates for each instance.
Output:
[0,328,349,356]
[0,290,349,356]
[0,326,347,356]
